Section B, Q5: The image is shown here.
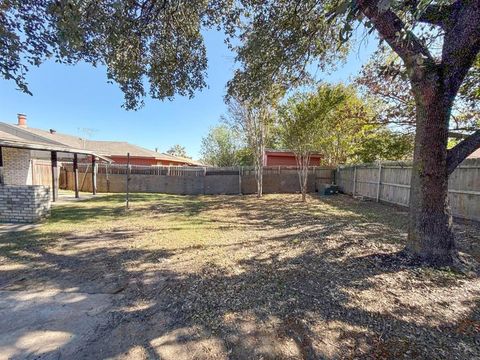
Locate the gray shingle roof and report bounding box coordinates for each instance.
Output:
[0,123,202,165]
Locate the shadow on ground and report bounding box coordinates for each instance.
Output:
[0,193,478,359]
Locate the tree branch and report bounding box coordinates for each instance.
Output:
[448,131,470,139]
[417,5,450,27]
[355,0,435,69]
[442,0,480,101]
[447,129,480,174]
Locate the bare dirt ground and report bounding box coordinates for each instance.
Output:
[0,193,479,359]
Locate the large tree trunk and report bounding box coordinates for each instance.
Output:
[407,78,456,266]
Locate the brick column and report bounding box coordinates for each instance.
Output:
[2,148,32,185]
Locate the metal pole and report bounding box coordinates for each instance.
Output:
[51,151,58,202]
[91,156,97,195]
[73,153,79,198]
[126,153,130,209]
[376,163,382,202]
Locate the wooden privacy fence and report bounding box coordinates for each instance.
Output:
[336,158,480,222]
[31,159,53,187]
[60,163,335,195]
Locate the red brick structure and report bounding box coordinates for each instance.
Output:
[263,149,322,166]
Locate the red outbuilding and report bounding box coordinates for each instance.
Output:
[263,149,322,166]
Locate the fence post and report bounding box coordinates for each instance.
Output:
[91,156,97,195]
[126,153,130,209]
[106,163,110,193]
[238,166,242,195]
[376,163,382,202]
[352,165,357,196]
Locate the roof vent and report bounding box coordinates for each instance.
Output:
[50,129,56,134]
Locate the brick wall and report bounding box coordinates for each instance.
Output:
[0,185,51,223]
[2,148,32,185]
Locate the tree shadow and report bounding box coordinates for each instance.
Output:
[0,193,479,359]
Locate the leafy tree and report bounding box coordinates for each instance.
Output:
[166,144,189,158]
[235,147,254,166]
[200,125,239,167]
[353,130,414,163]
[279,82,412,172]
[224,96,278,197]
[279,85,345,201]
[0,1,237,109]
[226,0,480,266]
[355,46,480,133]
[311,84,377,165]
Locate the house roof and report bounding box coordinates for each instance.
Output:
[0,122,202,165]
[0,130,112,162]
[84,140,203,165]
[468,148,480,159]
[265,148,323,156]
[0,130,26,142]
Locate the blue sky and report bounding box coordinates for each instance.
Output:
[0,30,377,160]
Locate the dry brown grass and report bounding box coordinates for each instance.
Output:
[0,193,479,359]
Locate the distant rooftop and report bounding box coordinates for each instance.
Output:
[0,116,202,165]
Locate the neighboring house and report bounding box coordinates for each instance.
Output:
[468,148,480,159]
[0,115,202,166]
[263,149,323,166]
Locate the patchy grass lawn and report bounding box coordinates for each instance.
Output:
[0,193,479,359]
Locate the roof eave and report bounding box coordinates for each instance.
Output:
[0,139,113,163]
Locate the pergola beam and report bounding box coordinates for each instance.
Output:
[51,151,58,202]
[73,153,79,198]
[92,156,97,195]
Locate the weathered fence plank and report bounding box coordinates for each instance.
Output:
[337,158,480,221]
[60,164,335,196]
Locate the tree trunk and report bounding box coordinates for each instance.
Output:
[255,148,264,198]
[295,153,309,202]
[407,78,456,266]
[257,163,263,198]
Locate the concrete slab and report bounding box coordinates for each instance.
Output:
[0,289,113,360]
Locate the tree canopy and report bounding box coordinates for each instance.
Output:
[166,144,189,158]
[1,0,237,109]
[355,46,480,133]
[278,83,414,165]
[200,125,240,167]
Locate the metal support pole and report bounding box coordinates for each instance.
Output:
[51,151,58,202]
[126,153,130,209]
[91,156,97,195]
[73,153,79,198]
[376,163,382,202]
